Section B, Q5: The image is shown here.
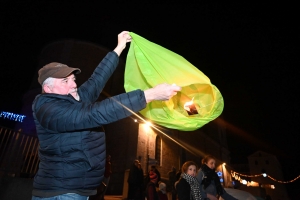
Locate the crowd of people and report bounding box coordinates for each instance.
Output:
[176,155,238,200]
[125,155,238,200]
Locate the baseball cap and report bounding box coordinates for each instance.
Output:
[38,62,81,85]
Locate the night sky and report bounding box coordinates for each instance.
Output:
[1,1,299,197]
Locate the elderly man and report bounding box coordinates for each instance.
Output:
[31,31,181,200]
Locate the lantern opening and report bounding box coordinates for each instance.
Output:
[183,97,199,115]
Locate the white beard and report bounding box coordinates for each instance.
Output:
[70,90,80,101]
[74,93,80,101]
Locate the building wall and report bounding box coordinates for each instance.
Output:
[248,151,289,200]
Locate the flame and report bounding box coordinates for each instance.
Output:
[184,97,194,112]
[184,97,199,115]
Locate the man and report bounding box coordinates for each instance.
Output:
[32,31,181,200]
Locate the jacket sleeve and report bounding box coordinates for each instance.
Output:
[176,179,191,200]
[78,51,119,103]
[196,169,207,198]
[34,90,146,132]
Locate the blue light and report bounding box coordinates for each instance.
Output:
[0,111,26,122]
[220,178,223,182]
[217,171,222,176]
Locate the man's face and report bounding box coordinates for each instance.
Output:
[44,74,79,100]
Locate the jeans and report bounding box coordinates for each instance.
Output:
[32,193,89,200]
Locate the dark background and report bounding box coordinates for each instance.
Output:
[1,1,299,197]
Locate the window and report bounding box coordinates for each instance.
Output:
[155,136,161,165]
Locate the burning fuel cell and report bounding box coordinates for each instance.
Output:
[184,97,199,115]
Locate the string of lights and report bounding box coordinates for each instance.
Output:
[231,170,300,184]
[0,110,26,122]
[267,174,300,184]
[231,171,261,178]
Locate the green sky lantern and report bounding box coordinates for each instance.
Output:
[125,32,224,131]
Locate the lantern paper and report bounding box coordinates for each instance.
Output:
[124,32,224,131]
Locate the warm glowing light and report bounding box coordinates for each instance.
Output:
[183,97,198,115]
[262,173,267,177]
[271,185,275,189]
[184,97,194,111]
[222,163,226,166]
[242,180,247,185]
[249,181,259,187]
[146,121,152,126]
[246,181,259,187]
[140,123,151,132]
[134,119,137,122]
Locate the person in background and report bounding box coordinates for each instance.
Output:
[196,155,237,200]
[157,182,168,200]
[127,160,140,200]
[151,165,161,187]
[146,171,159,200]
[168,166,177,200]
[145,164,161,189]
[31,30,182,200]
[176,167,182,182]
[175,161,202,200]
[136,163,144,200]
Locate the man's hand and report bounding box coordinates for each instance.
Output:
[113,31,132,56]
[144,83,182,103]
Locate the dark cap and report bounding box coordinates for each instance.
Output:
[38,62,81,85]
